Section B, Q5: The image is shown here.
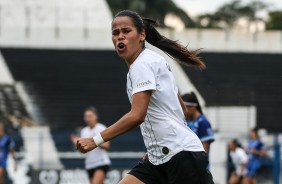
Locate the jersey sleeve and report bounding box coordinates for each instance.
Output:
[256,141,266,151]
[98,124,107,132]
[8,137,15,149]
[238,149,248,164]
[129,61,156,96]
[198,118,215,143]
[80,129,86,138]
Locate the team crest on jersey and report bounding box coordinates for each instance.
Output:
[137,80,152,88]
[166,63,172,72]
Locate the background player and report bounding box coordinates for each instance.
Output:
[71,107,111,184]
[182,92,215,155]
[0,123,17,184]
[245,128,267,184]
[228,139,248,184]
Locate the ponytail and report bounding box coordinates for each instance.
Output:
[143,18,205,69]
[114,10,205,69]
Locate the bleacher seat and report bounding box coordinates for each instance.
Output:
[0,84,29,152]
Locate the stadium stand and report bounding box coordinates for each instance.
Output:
[1,48,146,171]
[181,52,282,133]
[0,84,31,151]
[1,49,130,129]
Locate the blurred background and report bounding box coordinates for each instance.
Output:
[0,0,281,183]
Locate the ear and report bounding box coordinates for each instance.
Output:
[139,31,146,42]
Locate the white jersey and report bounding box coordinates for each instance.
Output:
[230,147,248,176]
[80,123,111,169]
[126,49,204,165]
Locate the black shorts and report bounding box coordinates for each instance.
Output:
[128,151,214,184]
[87,165,110,178]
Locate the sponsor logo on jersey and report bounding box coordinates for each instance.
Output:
[137,80,152,88]
[166,63,172,72]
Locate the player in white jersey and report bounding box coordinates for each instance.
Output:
[228,139,248,184]
[71,107,110,184]
[76,10,214,184]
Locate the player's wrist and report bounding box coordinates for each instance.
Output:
[93,133,105,146]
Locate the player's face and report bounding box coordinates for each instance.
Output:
[249,130,257,139]
[84,110,98,127]
[112,16,145,64]
[0,126,4,136]
[228,142,235,151]
[186,106,195,119]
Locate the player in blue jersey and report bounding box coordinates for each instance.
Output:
[245,128,267,184]
[0,123,17,184]
[182,92,215,156]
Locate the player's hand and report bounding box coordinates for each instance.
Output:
[70,135,79,144]
[143,152,148,161]
[76,137,97,153]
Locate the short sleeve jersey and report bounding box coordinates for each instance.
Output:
[126,49,204,165]
[247,139,265,161]
[230,147,248,176]
[0,134,15,167]
[187,114,215,143]
[80,123,111,169]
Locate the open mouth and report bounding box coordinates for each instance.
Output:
[117,43,126,51]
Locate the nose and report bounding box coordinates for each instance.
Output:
[118,33,125,40]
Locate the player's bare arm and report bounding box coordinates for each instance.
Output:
[202,141,210,154]
[77,90,152,153]
[99,141,110,150]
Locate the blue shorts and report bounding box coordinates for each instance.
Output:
[246,160,261,178]
[0,161,7,168]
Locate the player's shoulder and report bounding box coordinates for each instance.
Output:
[136,49,165,66]
[81,126,90,133]
[236,147,248,157]
[96,123,107,130]
[197,115,210,124]
[236,147,245,153]
[2,134,12,140]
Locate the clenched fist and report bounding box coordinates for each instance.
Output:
[76,137,97,153]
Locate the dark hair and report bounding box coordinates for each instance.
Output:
[114,10,205,69]
[181,92,203,114]
[231,139,242,148]
[84,106,98,115]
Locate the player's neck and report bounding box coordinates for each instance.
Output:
[89,123,97,129]
[193,112,201,120]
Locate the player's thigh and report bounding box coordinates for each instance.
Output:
[0,167,4,184]
[119,174,144,184]
[91,169,106,184]
[242,177,252,184]
[0,167,3,176]
[228,175,240,184]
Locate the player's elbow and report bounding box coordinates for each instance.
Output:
[131,112,146,125]
[135,115,146,124]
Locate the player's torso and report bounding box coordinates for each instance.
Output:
[126,49,204,165]
[81,125,111,169]
[0,135,10,164]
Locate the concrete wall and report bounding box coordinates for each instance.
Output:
[0,0,282,52]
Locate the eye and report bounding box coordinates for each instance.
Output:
[123,29,131,34]
[112,30,119,36]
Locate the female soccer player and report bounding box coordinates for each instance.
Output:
[77,10,214,184]
[182,92,215,156]
[245,128,267,184]
[71,107,110,184]
[228,139,248,184]
[0,123,17,184]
